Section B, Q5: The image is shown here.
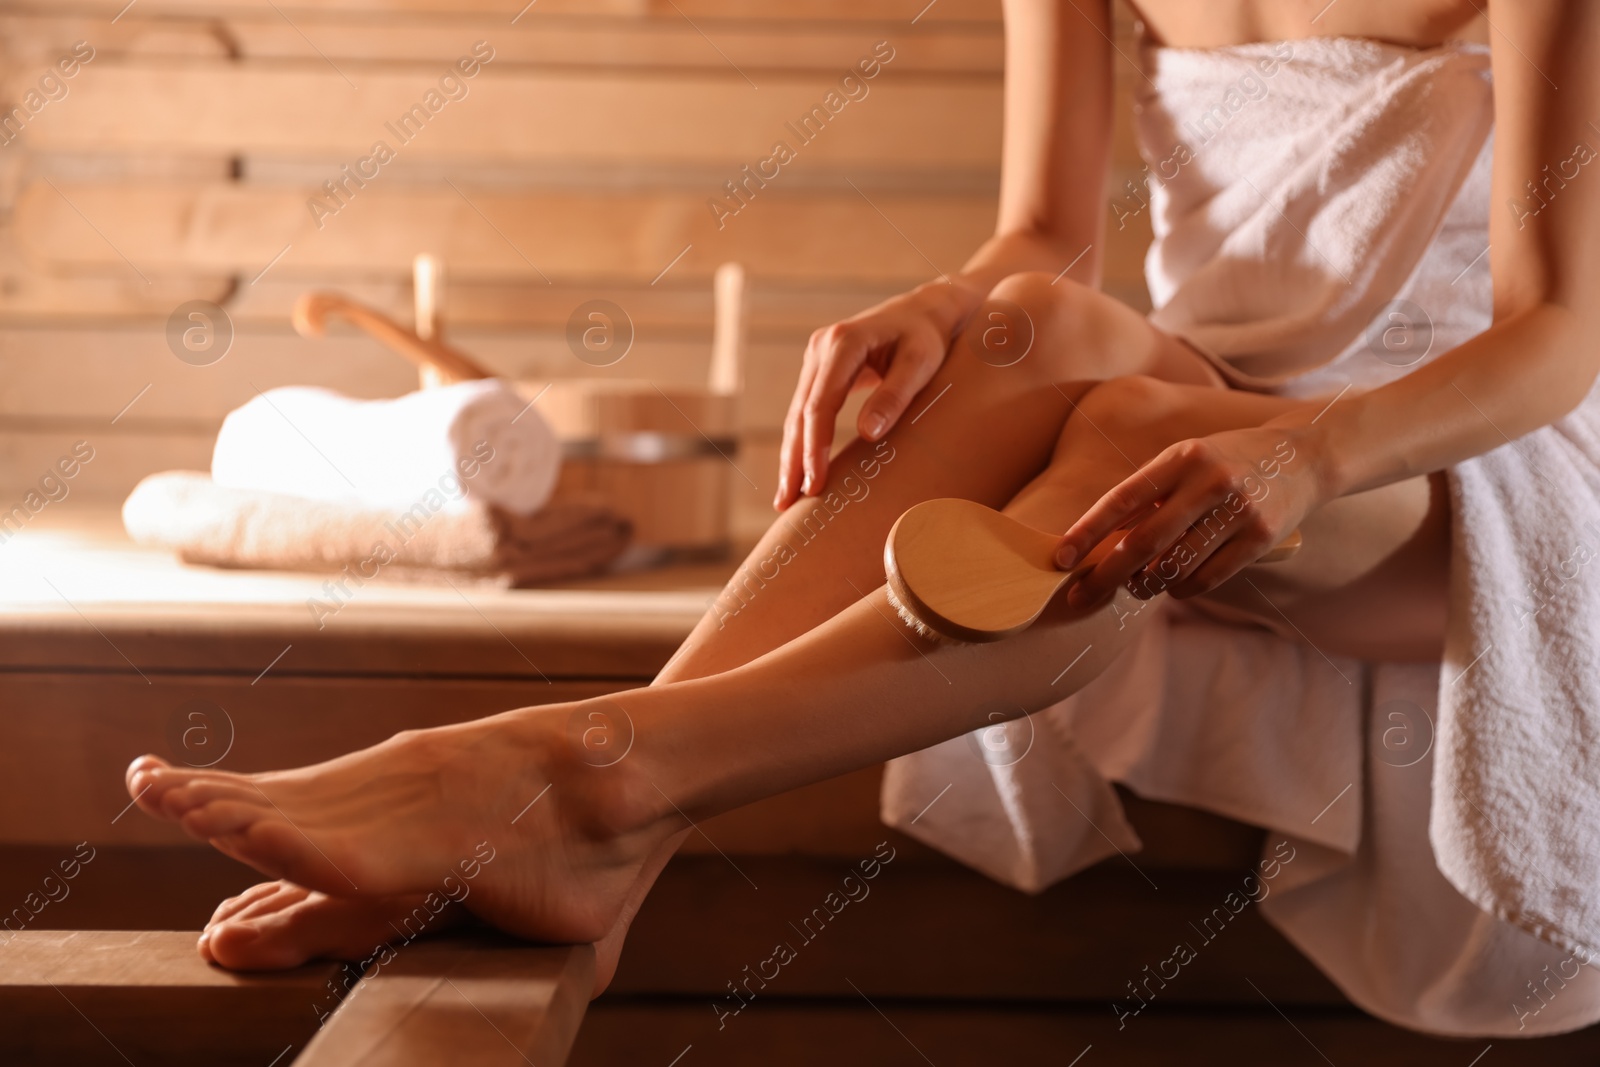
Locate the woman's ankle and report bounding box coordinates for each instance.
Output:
[504,697,684,848]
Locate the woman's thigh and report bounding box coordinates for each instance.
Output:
[1023,375,1450,661]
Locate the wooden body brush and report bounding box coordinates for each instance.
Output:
[884,498,1302,643]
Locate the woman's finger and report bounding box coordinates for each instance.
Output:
[857,324,944,441]
[801,322,884,495]
[1165,533,1275,599]
[776,348,821,509]
[1129,510,1242,599]
[1069,485,1217,604]
[1057,450,1189,569]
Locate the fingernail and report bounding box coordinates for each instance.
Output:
[802,470,815,496]
[1055,545,1078,570]
[864,412,887,440]
[1067,582,1089,608]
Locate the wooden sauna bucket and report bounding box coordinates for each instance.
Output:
[533,378,739,560]
[293,257,746,562]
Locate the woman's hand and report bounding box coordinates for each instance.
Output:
[776,279,985,509]
[1054,423,1333,605]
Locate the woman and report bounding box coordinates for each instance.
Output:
[126,0,1600,1038]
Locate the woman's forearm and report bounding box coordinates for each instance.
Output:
[1279,304,1599,498]
[927,0,1112,304]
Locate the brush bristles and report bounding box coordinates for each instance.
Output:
[884,580,960,644]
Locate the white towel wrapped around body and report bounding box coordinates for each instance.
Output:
[211,378,560,516]
[881,35,1600,1037]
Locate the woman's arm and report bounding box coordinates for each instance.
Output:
[1303,0,1600,499]
[776,0,1115,507]
[953,0,1117,292]
[1056,0,1600,600]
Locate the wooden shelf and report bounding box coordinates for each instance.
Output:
[0,507,723,679]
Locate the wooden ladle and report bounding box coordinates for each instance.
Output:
[291,291,492,385]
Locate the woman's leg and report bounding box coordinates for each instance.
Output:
[128,372,1451,969]
[182,273,1223,974]
[662,270,1224,679]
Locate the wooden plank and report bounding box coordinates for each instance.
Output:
[0,931,593,1067]
[608,855,1345,1004]
[0,506,718,682]
[0,14,1002,72]
[14,0,1002,22]
[0,269,901,330]
[0,845,281,930]
[26,64,1002,170]
[0,581,705,678]
[13,182,998,285]
[0,930,336,1067]
[0,672,637,845]
[0,328,738,419]
[0,268,1149,329]
[232,277,906,334]
[572,1000,1600,1066]
[0,261,901,331]
[0,426,217,502]
[0,326,805,438]
[297,937,594,1067]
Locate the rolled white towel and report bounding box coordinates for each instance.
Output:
[212,379,560,515]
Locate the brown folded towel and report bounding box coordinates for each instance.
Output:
[122,471,631,587]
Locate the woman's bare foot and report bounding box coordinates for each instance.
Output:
[126,703,676,948]
[203,848,677,995]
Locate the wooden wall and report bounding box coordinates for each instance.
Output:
[0,0,1152,538]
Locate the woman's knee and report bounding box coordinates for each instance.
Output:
[1070,374,1187,438]
[981,272,1148,380]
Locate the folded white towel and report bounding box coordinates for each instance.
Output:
[211,379,559,516]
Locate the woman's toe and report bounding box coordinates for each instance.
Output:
[207,880,300,927]
[179,799,270,841]
[161,778,261,819]
[205,917,284,970]
[125,754,169,790]
[126,756,177,813]
[207,893,363,971]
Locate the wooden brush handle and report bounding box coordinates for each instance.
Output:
[292,291,493,384]
[1259,527,1302,563]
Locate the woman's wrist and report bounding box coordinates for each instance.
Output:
[910,276,988,335]
[1265,406,1358,505]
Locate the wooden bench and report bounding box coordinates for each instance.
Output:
[1,931,592,1067]
[8,511,1600,1064]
